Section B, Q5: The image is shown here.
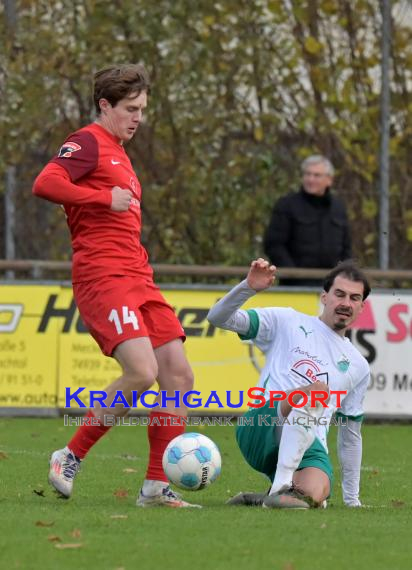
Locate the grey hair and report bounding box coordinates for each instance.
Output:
[301,155,335,177]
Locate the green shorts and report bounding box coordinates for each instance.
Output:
[236,400,334,491]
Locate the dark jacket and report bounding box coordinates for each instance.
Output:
[263,187,352,284]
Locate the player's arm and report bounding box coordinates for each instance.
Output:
[207,258,276,334]
[33,130,131,211]
[337,417,363,507]
[33,131,113,207]
[336,371,369,507]
[33,162,112,207]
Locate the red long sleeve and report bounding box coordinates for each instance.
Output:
[33,162,112,207]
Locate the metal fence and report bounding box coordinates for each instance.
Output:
[1,260,412,286]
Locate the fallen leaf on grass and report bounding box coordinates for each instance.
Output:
[70,529,82,539]
[391,500,405,508]
[0,451,9,460]
[47,535,61,543]
[110,515,128,519]
[122,468,138,473]
[320,523,327,529]
[55,543,83,550]
[113,489,129,498]
[282,563,295,570]
[33,489,45,498]
[35,520,54,527]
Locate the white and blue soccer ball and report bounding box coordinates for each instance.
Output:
[162,433,222,491]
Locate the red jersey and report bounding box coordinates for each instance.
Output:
[33,122,152,283]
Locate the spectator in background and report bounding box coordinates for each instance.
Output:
[263,155,352,286]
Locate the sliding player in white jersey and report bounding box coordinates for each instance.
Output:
[207,258,371,509]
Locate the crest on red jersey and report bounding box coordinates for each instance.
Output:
[58,142,81,158]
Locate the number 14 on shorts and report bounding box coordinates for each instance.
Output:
[108,306,139,334]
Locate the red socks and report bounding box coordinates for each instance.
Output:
[66,410,185,479]
[145,411,185,482]
[67,410,111,459]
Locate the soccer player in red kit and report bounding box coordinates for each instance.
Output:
[33,64,199,508]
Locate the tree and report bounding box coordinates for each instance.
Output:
[1,0,411,270]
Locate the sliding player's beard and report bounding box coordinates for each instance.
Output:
[334,308,352,330]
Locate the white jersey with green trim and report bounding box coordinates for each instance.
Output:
[242,307,370,451]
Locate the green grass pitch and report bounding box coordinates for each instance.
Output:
[0,418,411,570]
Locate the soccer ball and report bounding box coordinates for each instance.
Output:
[162,433,222,491]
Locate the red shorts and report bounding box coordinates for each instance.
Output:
[73,276,185,356]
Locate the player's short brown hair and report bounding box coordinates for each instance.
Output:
[323,260,371,300]
[93,63,150,114]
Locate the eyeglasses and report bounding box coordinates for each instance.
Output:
[303,171,329,179]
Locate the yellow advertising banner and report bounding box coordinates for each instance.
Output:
[0,284,318,412]
[0,285,61,408]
